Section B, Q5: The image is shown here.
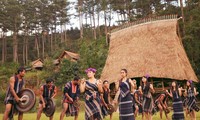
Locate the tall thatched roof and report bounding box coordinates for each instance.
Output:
[101,15,198,83]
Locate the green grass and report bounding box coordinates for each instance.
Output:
[0,111,200,120]
[1,99,200,120]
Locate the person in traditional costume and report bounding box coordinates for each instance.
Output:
[166,81,184,120]
[60,76,81,120]
[154,92,170,120]
[141,75,155,120]
[3,67,26,120]
[184,80,199,120]
[115,69,135,120]
[133,86,143,119]
[137,86,144,120]
[100,80,113,120]
[80,68,103,120]
[183,95,189,117]
[36,78,57,120]
[131,80,139,119]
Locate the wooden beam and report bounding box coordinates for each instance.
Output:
[162,79,164,90]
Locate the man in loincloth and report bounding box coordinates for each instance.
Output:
[60,76,81,120]
[3,67,26,120]
[101,80,113,120]
[36,78,57,120]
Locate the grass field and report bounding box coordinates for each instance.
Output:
[0,111,200,120]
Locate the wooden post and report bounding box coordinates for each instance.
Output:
[151,78,153,85]
[162,79,165,90]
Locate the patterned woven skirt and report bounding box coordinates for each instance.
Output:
[172,100,184,120]
[143,97,153,113]
[119,99,134,120]
[66,103,79,116]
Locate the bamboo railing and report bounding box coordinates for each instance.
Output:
[111,14,178,33]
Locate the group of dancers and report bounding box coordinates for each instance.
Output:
[2,67,199,120]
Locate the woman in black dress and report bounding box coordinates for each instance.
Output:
[166,81,184,120]
[141,75,155,120]
[184,80,199,120]
[115,69,135,120]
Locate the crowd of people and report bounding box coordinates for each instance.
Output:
[2,67,200,120]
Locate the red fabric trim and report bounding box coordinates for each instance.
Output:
[64,99,73,104]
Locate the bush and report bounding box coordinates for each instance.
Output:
[55,96,63,111]
[78,37,108,78]
[0,90,6,104]
[55,60,80,87]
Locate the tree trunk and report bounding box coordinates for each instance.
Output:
[54,23,57,49]
[60,25,63,43]
[42,34,45,59]
[35,34,40,58]
[90,12,93,35]
[1,32,5,63]
[13,31,18,62]
[5,33,7,62]
[92,5,96,40]
[108,0,112,32]
[23,35,25,65]
[25,35,28,65]
[104,9,109,45]
[97,10,101,37]
[79,4,83,39]
[85,12,88,27]
[23,30,28,65]
[64,25,67,42]
[104,10,108,35]
[50,29,53,53]
[127,1,131,22]
[180,0,185,35]
[124,0,127,22]
[46,31,50,53]
[117,13,120,24]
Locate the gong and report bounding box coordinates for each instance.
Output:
[43,99,56,117]
[16,88,36,112]
[107,104,115,114]
[73,100,80,108]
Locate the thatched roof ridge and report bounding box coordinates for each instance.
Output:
[101,18,198,83]
[111,14,178,33]
[58,51,80,60]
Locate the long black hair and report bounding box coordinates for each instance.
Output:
[170,81,178,92]
[141,76,150,94]
[187,80,194,93]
